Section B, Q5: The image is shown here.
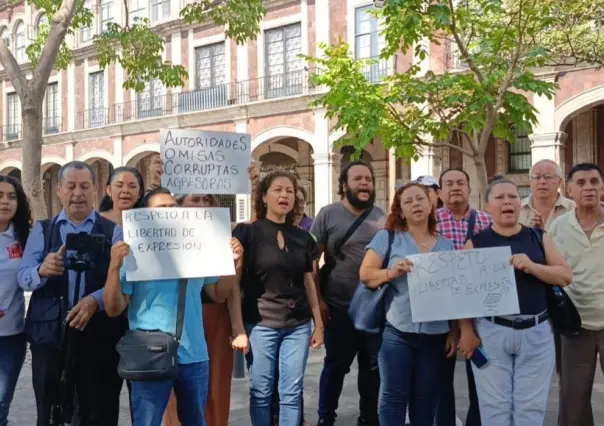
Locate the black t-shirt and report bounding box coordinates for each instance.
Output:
[233,219,320,328]
[471,225,548,315]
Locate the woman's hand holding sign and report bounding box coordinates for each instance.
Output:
[387,258,413,280]
[510,254,535,275]
[110,242,130,270]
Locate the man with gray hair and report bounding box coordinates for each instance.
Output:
[18,161,125,426]
[519,159,574,231]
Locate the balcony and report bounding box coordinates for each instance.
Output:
[1,124,21,142]
[43,116,63,135]
[76,67,320,130]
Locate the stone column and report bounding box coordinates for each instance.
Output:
[312,152,338,214]
[410,145,435,180]
[371,159,388,211]
[529,132,567,173]
[331,152,342,203]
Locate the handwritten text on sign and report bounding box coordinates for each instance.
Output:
[160,128,251,195]
[122,207,235,281]
[405,247,519,322]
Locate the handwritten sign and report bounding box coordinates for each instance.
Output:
[405,247,519,322]
[122,207,235,281]
[160,128,251,195]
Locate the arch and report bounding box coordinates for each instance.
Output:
[41,156,67,173]
[253,143,300,162]
[124,144,160,166]
[0,159,22,174]
[36,12,48,28]
[251,126,316,153]
[77,150,116,166]
[556,85,604,130]
[13,19,25,61]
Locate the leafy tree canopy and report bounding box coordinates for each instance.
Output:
[308,0,604,197]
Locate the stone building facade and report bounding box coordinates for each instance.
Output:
[0,0,602,218]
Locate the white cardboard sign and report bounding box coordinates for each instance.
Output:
[160,128,251,195]
[122,207,235,281]
[405,247,519,322]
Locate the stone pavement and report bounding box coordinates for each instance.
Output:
[9,348,604,425]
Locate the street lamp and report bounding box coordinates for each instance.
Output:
[373,0,386,7]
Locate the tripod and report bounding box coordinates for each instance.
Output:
[49,253,94,426]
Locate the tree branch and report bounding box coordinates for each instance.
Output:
[432,141,474,158]
[0,40,25,98]
[447,0,485,83]
[32,0,79,96]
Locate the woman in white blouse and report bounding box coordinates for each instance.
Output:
[0,175,32,425]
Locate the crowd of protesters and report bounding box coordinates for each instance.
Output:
[0,153,602,426]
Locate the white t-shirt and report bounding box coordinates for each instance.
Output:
[0,224,25,336]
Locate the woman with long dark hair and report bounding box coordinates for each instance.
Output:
[234,170,324,425]
[359,183,456,426]
[99,166,145,224]
[0,175,32,425]
[163,193,248,426]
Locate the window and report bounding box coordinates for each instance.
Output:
[354,6,386,81]
[0,28,8,49]
[6,93,21,140]
[137,78,163,118]
[37,14,49,37]
[508,131,532,173]
[14,22,26,62]
[151,0,170,22]
[89,71,105,127]
[100,0,114,32]
[265,23,303,98]
[44,83,60,134]
[81,0,94,42]
[518,186,531,199]
[195,43,226,89]
[129,0,147,23]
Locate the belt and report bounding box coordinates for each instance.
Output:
[486,311,549,330]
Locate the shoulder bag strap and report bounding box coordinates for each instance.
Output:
[332,205,375,260]
[465,209,477,242]
[382,230,395,269]
[175,278,188,342]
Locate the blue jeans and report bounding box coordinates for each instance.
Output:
[378,324,445,426]
[318,305,381,425]
[0,333,26,426]
[245,322,311,426]
[472,318,554,426]
[130,361,209,426]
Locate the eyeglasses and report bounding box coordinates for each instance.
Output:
[530,174,559,181]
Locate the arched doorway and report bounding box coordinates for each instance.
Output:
[253,137,315,217]
[126,150,159,190]
[42,163,62,217]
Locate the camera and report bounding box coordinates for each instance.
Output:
[65,232,106,254]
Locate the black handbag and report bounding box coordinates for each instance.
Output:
[531,228,581,335]
[319,205,374,292]
[116,278,188,381]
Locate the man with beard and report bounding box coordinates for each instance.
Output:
[311,160,385,426]
[435,168,491,426]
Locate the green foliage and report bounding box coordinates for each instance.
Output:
[25,0,265,92]
[308,0,602,165]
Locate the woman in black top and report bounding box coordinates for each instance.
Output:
[458,178,571,425]
[233,170,324,426]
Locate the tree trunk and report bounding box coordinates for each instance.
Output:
[21,94,48,221]
[473,154,488,210]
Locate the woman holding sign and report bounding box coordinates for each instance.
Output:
[457,178,571,426]
[233,170,324,426]
[359,183,456,426]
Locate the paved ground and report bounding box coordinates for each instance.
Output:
[9,348,604,425]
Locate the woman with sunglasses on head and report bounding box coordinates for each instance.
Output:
[359,183,456,426]
[458,178,572,426]
[0,175,32,426]
[234,170,323,426]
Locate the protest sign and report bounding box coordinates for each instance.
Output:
[405,247,519,322]
[160,128,251,195]
[122,207,235,281]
